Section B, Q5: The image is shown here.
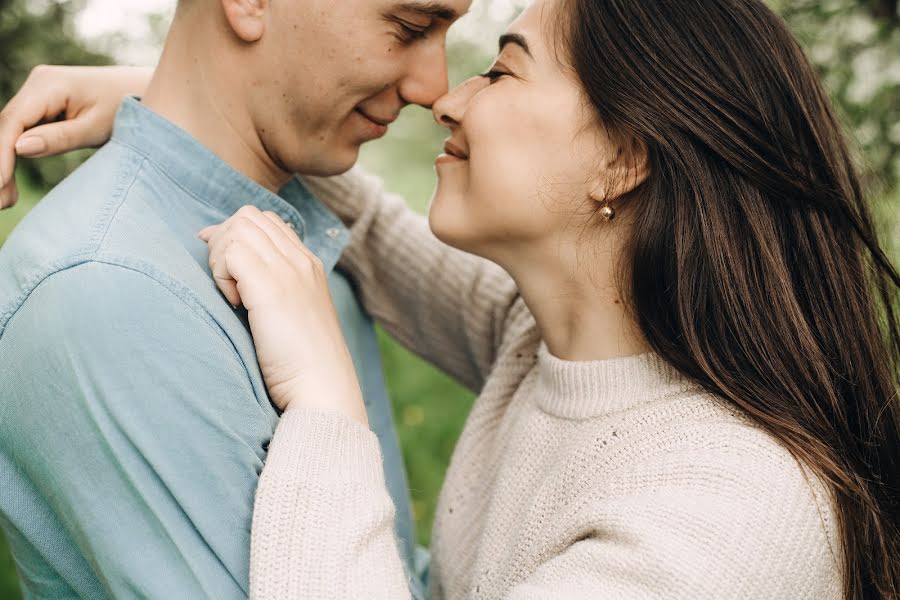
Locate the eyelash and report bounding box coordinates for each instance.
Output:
[396,23,429,44]
[480,70,508,82]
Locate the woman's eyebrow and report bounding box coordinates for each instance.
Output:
[498,33,533,59]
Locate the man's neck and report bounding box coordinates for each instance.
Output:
[142,18,291,193]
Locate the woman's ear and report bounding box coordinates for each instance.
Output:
[592,136,650,201]
[221,0,268,43]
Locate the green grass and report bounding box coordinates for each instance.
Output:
[378,330,474,545]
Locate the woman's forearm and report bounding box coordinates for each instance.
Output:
[250,407,411,600]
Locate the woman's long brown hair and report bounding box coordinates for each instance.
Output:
[558,0,900,597]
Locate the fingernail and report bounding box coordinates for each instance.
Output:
[15,136,47,156]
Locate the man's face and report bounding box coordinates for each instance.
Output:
[247,0,470,177]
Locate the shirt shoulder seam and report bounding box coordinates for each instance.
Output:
[0,258,249,378]
[0,152,145,329]
[87,153,148,258]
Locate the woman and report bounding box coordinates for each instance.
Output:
[3,0,899,597]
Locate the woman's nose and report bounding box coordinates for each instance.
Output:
[432,76,490,128]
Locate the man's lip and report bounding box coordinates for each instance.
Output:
[355,108,395,127]
[443,140,469,160]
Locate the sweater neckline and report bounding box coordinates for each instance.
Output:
[534,342,700,419]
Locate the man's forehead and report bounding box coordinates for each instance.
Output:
[383,0,472,21]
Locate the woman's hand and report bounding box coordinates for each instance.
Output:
[198,205,368,426]
[0,65,153,209]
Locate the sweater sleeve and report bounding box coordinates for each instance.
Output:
[249,408,412,600]
[300,168,520,393]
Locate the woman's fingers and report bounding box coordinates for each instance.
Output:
[260,210,305,251]
[203,223,239,306]
[204,213,289,308]
[232,206,323,277]
[0,82,54,207]
[15,108,112,159]
[200,207,306,254]
[198,205,328,310]
[252,210,326,280]
[221,239,270,308]
[197,225,216,241]
[238,206,311,263]
[211,261,241,308]
[0,66,82,208]
[1,65,153,209]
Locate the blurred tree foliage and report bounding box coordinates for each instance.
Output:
[0,0,111,190]
[777,0,899,190]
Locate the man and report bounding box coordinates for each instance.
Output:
[0,0,469,597]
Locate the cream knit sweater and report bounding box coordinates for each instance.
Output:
[249,168,843,599]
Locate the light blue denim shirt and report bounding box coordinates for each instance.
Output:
[0,98,416,599]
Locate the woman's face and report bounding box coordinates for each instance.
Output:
[429,0,616,261]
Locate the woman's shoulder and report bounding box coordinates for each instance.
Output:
[555,390,843,597]
[618,390,835,508]
[592,391,843,591]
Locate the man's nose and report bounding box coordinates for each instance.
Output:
[398,43,450,108]
[432,76,489,127]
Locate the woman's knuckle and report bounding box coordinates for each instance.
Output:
[231,216,255,233]
[224,239,244,255]
[30,64,50,80]
[304,255,325,276]
[236,205,260,218]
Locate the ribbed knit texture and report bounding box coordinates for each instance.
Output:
[249,168,843,599]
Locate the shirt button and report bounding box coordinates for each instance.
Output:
[326,227,341,238]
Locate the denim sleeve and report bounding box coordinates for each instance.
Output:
[0,261,274,599]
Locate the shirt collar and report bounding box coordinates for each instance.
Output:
[109,97,349,272]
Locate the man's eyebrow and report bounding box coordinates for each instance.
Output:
[499,33,533,58]
[394,1,462,21]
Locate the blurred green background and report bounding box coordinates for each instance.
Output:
[0,0,897,597]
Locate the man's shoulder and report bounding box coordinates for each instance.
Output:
[4,141,143,250]
[0,142,142,303]
[0,142,220,336]
[7,259,205,330]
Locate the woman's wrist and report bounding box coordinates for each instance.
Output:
[283,405,368,427]
[279,360,369,427]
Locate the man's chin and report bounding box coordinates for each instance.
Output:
[287,145,360,178]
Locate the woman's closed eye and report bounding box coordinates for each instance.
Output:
[480,69,510,83]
